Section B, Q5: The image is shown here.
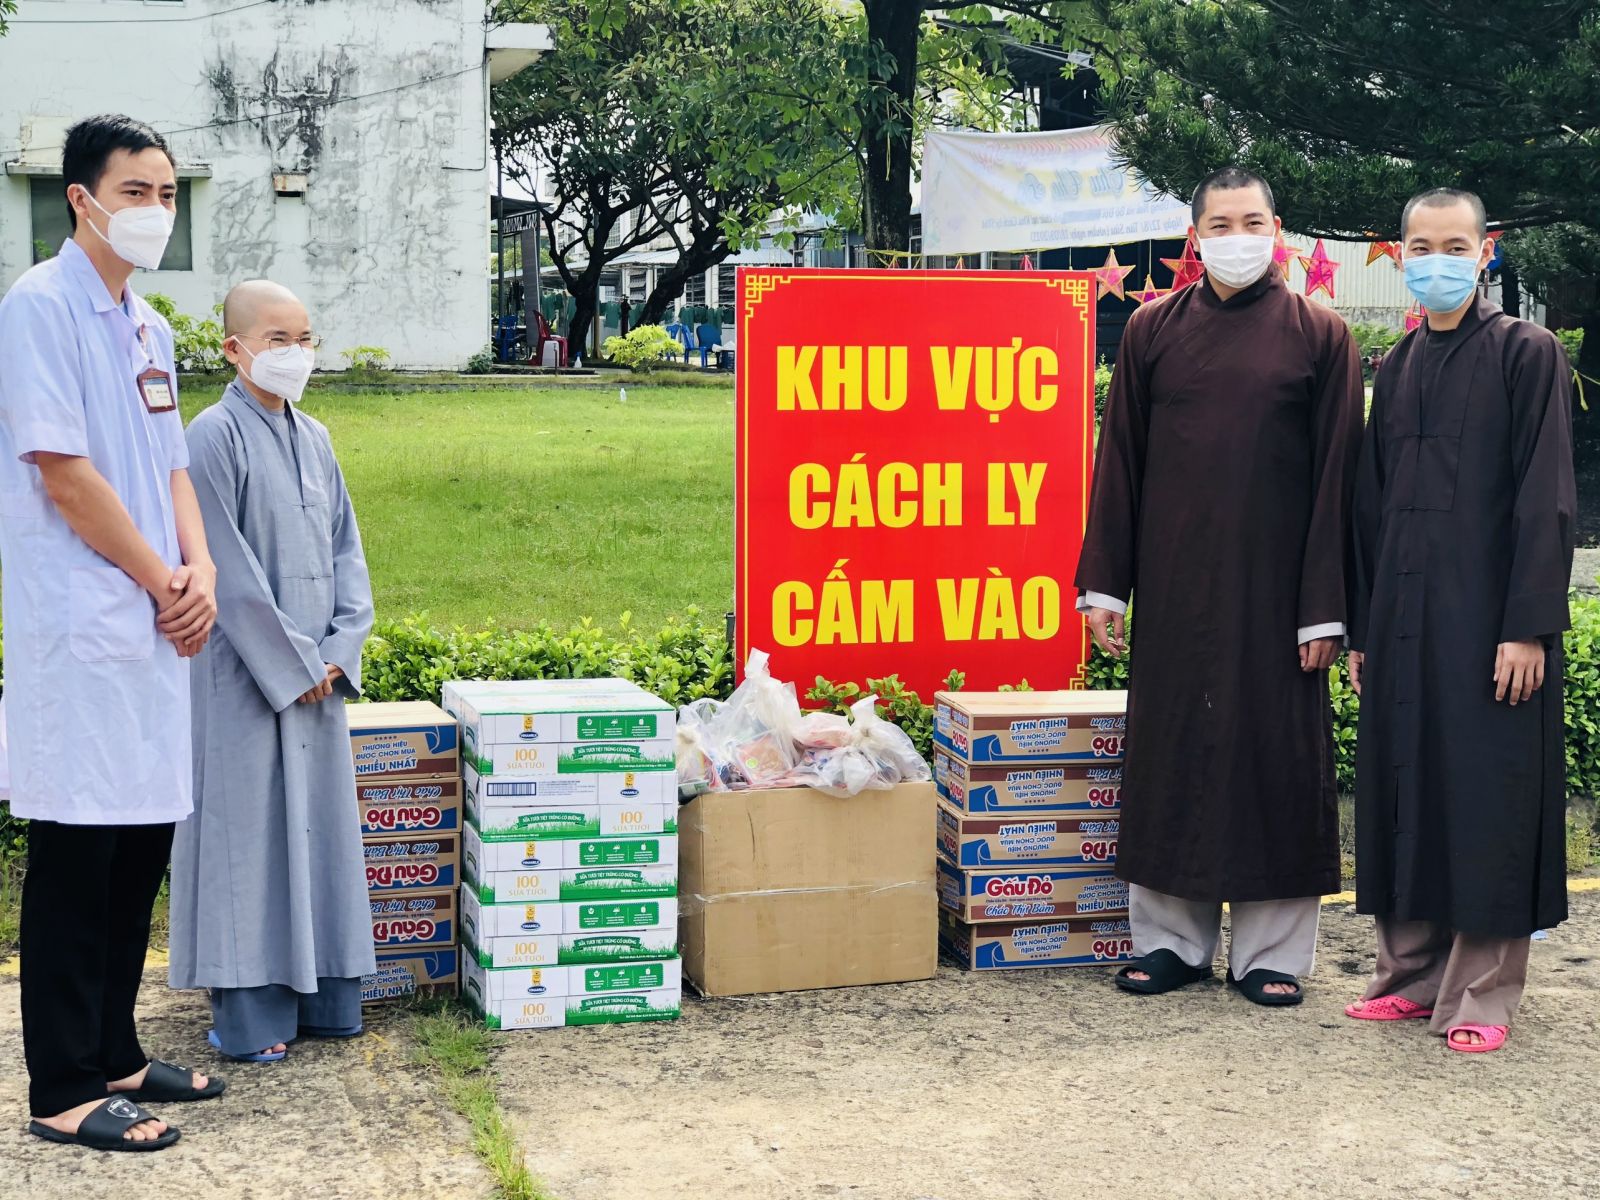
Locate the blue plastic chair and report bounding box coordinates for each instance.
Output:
[694,323,725,369]
[494,313,519,364]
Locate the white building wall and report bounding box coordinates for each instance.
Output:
[0,0,503,369]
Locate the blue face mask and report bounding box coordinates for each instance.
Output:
[1402,253,1480,313]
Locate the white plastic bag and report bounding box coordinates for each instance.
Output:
[702,649,804,788]
[797,694,932,798]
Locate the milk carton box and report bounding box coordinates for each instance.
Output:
[461,884,676,942]
[361,947,459,1004]
[462,918,679,969]
[465,763,677,807]
[936,803,1120,868]
[465,862,678,905]
[933,691,1127,763]
[464,791,676,842]
[463,956,681,1028]
[939,910,1135,970]
[444,679,675,777]
[464,822,679,873]
[937,858,1130,922]
[463,958,681,1002]
[934,750,1124,815]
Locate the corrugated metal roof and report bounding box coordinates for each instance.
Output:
[1283,233,1409,314]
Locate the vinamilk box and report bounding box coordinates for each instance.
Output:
[462,956,680,1029]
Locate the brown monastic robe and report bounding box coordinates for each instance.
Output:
[1350,297,1575,938]
[1076,270,1364,901]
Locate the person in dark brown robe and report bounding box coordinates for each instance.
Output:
[1346,188,1575,1053]
[1076,167,1364,1005]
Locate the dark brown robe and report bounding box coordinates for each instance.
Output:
[1076,271,1364,901]
[1350,297,1575,938]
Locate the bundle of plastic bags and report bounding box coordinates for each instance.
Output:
[675,649,930,799]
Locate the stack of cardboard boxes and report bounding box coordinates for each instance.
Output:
[933,691,1135,970]
[444,678,683,1029]
[348,701,464,1004]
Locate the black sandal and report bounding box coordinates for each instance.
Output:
[124,1058,227,1103]
[27,1096,181,1152]
[1113,947,1214,995]
[1226,968,1304,1007]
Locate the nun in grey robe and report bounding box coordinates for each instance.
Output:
[169,378,375,1059]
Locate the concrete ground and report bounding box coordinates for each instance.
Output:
[4,895,1598,1200]
[497,892,1600,1200]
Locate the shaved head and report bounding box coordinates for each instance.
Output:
[223,279,307,337]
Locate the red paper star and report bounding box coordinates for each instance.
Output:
[1365,240,1401,266]
[1129,274,1169,306]
[1404,302,1426,332]
[1092,247,1135,301]
[1273,231,1304,281]
[1161,235,1206,291]
[1298,238,1341,300]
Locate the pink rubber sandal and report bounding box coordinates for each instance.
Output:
[1446,1024,1507,1054]
[1345,995,1434,1022]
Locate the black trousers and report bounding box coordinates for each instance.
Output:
[20,819,174,1117]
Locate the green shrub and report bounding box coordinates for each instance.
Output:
[343,345,393,372]
[1093,359,1113,426]
[603,326,683,373]
[465,345,495,375]
[146,292,228,374]
[1557,328,1584,366]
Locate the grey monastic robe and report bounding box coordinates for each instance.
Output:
[168,380,376,992]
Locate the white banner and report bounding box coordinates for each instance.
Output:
[921,126,1191,256]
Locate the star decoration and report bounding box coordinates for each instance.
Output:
[1020,254,1036,271]
[1365,240,1401,266]
[1404,302,1427,332]
[1092,247,1135,301]
[1298,238,1341,300]
[1129,274,1169,306]
[1272,230,1304,281]
[1161,235,1206,291]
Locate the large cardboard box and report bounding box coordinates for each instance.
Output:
[679,783,938,997]
[361,947,459,1004]
[939,910,1134,970]
[370,888,456,948]
[936,802,1119,868]
[363,834,460,893]
[358,775,463,837]
[937,858,1129,923]
[933,691,1127,763]
[934,750,1123,815]
[348,702,460,780]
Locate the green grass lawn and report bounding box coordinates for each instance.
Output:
[179,378,736,631]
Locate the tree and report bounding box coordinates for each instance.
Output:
[493,0,860,347]
[1094,0,1600,393]
[0,0,14,37]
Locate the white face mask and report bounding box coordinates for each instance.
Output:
[81,190,175,271]
[238,341,315,403]
[1196,232,1276,289]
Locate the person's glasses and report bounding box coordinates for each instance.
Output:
[238,333,323,351]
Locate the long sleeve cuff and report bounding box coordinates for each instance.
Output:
[1077,591,1128,616]
[1298,622,1345,646]
[319,631,367,696]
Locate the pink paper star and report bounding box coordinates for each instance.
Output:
[1161,235,1206,291]
[1020,254,1035,271]
[1298,238,1341,300]
[1092,247,1135,301]
[1273,231,1304,281]
[1129,273,1169,306]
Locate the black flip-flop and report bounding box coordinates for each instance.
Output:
[123,1058,227,1103]
[27,1096,181,1152]
[1113,947,1214,995]
[1226,968,1305,1007]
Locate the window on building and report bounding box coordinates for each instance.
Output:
[29,177,194,270]
[717,263,736,306]
[685,271,707,305]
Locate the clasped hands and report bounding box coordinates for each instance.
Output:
[154,562,217,659]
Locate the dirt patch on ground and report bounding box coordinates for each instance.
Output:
[494,894,1600,1200]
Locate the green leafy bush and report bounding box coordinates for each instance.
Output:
[146,292,228,374]
[465,345,495,375]
[603,326,683,373]
[343,345,393,372]
[1556,328,1584,367]
[1093,359,1113,425]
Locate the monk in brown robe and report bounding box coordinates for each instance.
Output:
[1076,167,1364,1005]
[1346,188,1575,1053]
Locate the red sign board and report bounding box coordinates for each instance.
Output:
[735,269,1096,698]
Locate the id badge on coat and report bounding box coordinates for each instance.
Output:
[137,367,176,413]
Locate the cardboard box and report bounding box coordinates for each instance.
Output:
[370,888,456,948]
[443,677,666,746]
[361,947,459,1004]
[348,702,460,779]
[463,927,679,968]
[465,822,678,873]
[358,775,463,837]
[935,750,1123,815]
[464,793,676,841]
[363,834,460,893]
[466,763,677,807]
[936,803,1119,869]
[939,910,1134,970]
[460,884,677,939]
[933,691,1127,763]
[463,957,682,1001]
[463,955,680,1029]
[468,738,676,781]
[679,783,937,997]
[466,863,678,905]
[937,858,1129,923]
